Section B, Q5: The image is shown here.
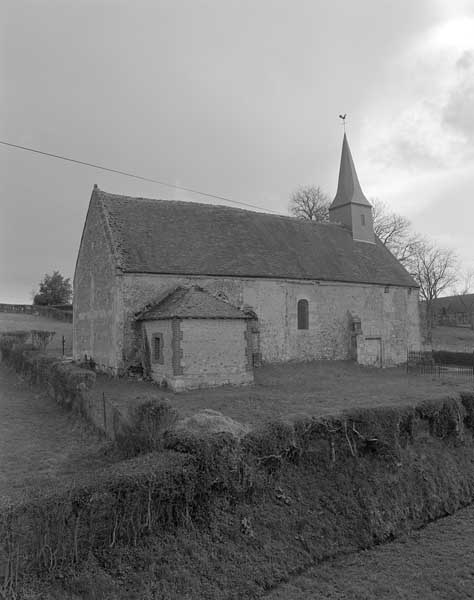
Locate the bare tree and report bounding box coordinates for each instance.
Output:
[289,191,421,264]
[371,198,422,265]
[450,268,474,329]
[452,269,474,296]
[409,241,459,343]
[289,186,330,222]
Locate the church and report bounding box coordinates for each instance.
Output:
[73,134,421,390]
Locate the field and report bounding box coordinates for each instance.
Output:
[95,359,473,427]
[0,312,73,355]
[0,364,117,505]
[432,325,474,352]
[267,504,474,599]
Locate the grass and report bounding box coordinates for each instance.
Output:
[266,503,474,599]
[0,364,117,505]
[94,359,473,427]
[0,312,72,355]
[432,325,474,352]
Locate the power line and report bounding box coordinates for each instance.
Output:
[0,139,284,215]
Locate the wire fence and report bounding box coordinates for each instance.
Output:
[407,350,474,378]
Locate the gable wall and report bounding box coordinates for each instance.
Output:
[118,273,420,368]
[73,199,121,369]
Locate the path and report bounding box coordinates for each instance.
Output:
[0,364,115,505]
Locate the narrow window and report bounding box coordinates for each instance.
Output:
[361,214,366,226]
[152,333,164,364]
[297,299,309,330]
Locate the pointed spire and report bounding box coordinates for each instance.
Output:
[329,133,374,243]
[330,133,371,209]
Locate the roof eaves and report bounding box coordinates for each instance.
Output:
[123,269,419,288]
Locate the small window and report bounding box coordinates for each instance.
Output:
[361,214,366,226]
[152,333,164,364]
[297,299,309,330]
[384,286,389,293]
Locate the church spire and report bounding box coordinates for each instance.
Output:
[329,133,374,243]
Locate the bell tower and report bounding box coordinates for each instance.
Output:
[329,133,374,244]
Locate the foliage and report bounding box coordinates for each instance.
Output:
[432,350,474,366]
[6,392,474,599]
[116,399,179,457]
[288,186,330,222]
[33,271,72,306]
[0,337,95,407]
[31,329,56,351]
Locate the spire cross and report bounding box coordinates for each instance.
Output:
[339,113,347,132]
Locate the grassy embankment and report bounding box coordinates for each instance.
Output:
[2,330,474,599]
[2,340,474,599]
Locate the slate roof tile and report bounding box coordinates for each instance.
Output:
[93,188,418,288]
[136,286,251,320]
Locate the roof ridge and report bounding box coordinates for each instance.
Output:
[96,187,344,228]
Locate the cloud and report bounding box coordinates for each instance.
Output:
[442,51,474,141]
[456,50,473,69]
[362,20,474,179]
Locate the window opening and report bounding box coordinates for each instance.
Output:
[152,333,164,364]
[297,299,309,330]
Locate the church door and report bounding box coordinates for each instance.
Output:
[364,337,382,367]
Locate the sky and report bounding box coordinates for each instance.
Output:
[1,0,474,303]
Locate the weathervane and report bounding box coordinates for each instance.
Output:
[339,113,347,132]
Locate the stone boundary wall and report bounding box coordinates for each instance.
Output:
[0,303,73,322]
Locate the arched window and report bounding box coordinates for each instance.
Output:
[297,299,309,330]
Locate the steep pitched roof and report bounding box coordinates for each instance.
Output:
[330,133,372,209]
[136,286,251,320]
[91,187,417,288]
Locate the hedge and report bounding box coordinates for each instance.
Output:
[0,336,95,409]
[432,350,474,366]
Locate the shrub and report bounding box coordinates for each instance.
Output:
[0,331,30,361]
[433,350,474,367]
[417,397,466,442]
[0,341,95,407]
[30,330,56,351]
[0,451,196,589]
[116,398,179,457]
[460,392,474,431]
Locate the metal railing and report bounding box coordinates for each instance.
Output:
[407,350,474,377]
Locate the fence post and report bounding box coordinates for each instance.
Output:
[102,392,107,433]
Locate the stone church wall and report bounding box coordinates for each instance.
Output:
[178,318,252,389]
[73,200,122,370]
[118,273,420,369]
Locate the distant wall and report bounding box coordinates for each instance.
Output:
[0,303,73,322]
